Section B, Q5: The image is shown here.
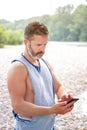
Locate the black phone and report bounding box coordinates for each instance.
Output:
[67,97,79,104]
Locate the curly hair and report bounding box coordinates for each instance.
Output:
[24,21,49,40]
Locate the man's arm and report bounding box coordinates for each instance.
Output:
[46,62,73,101]
[7,62,52,117]
[7,62,74,117]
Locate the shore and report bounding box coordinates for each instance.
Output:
[0,42,87,130]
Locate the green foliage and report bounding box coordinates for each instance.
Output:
[0,22,23,47]
[67,24,80,41]
[5,30,23,45]
[55,4,74,15]
[0,4,87,45]
[72,5,87,41]
[0,44,4,48]
[0,25,7,46]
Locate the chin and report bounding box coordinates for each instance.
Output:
[38,54,44,57]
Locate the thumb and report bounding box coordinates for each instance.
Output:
[58,101,67,106]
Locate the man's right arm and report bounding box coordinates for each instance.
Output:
[7,62,51,117]
[7,62,73,117]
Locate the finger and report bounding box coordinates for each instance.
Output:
[65,101,74,110]
[59,101,67,106]
[67,102,74,110]
[68,105,74,111]
[58,98,62,102]
[63,94,68,99]
[68,93,73,99]
[66,105,74,113]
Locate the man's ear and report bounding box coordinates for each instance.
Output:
[24,39,29,45]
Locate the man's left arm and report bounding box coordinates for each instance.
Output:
[47,62,73,101]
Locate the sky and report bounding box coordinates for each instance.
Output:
[0,0,87,22]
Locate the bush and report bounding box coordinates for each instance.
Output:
[0,43,4,48]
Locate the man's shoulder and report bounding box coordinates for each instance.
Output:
[11,60,24,69]
[8,61,27,77]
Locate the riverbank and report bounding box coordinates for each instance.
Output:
[0,42,87,130]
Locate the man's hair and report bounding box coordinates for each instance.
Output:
[24,21,49,40]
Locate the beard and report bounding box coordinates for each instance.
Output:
[27,47,44,60]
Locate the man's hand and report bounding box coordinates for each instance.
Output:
[50,100,74,115]
[58,93,73,102]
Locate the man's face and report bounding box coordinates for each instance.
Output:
[27,35,48,59]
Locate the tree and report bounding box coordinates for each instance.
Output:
[72,5,87,41]
[5,30,23,45]
[49,5,73,41]
[0,25,6,47]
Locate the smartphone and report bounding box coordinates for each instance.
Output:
[67,98,79,104]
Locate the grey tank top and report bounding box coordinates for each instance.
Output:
[13,53,56,130]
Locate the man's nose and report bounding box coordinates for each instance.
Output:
[39,45,46,52]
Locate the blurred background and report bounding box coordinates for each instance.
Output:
[0,0,87,130]
[0,0,87,47]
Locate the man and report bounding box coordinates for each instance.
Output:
[7,21,74,130]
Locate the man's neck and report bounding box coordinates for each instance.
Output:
[23,51,40,66]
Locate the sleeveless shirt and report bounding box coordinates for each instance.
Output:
[13,53,56,130]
